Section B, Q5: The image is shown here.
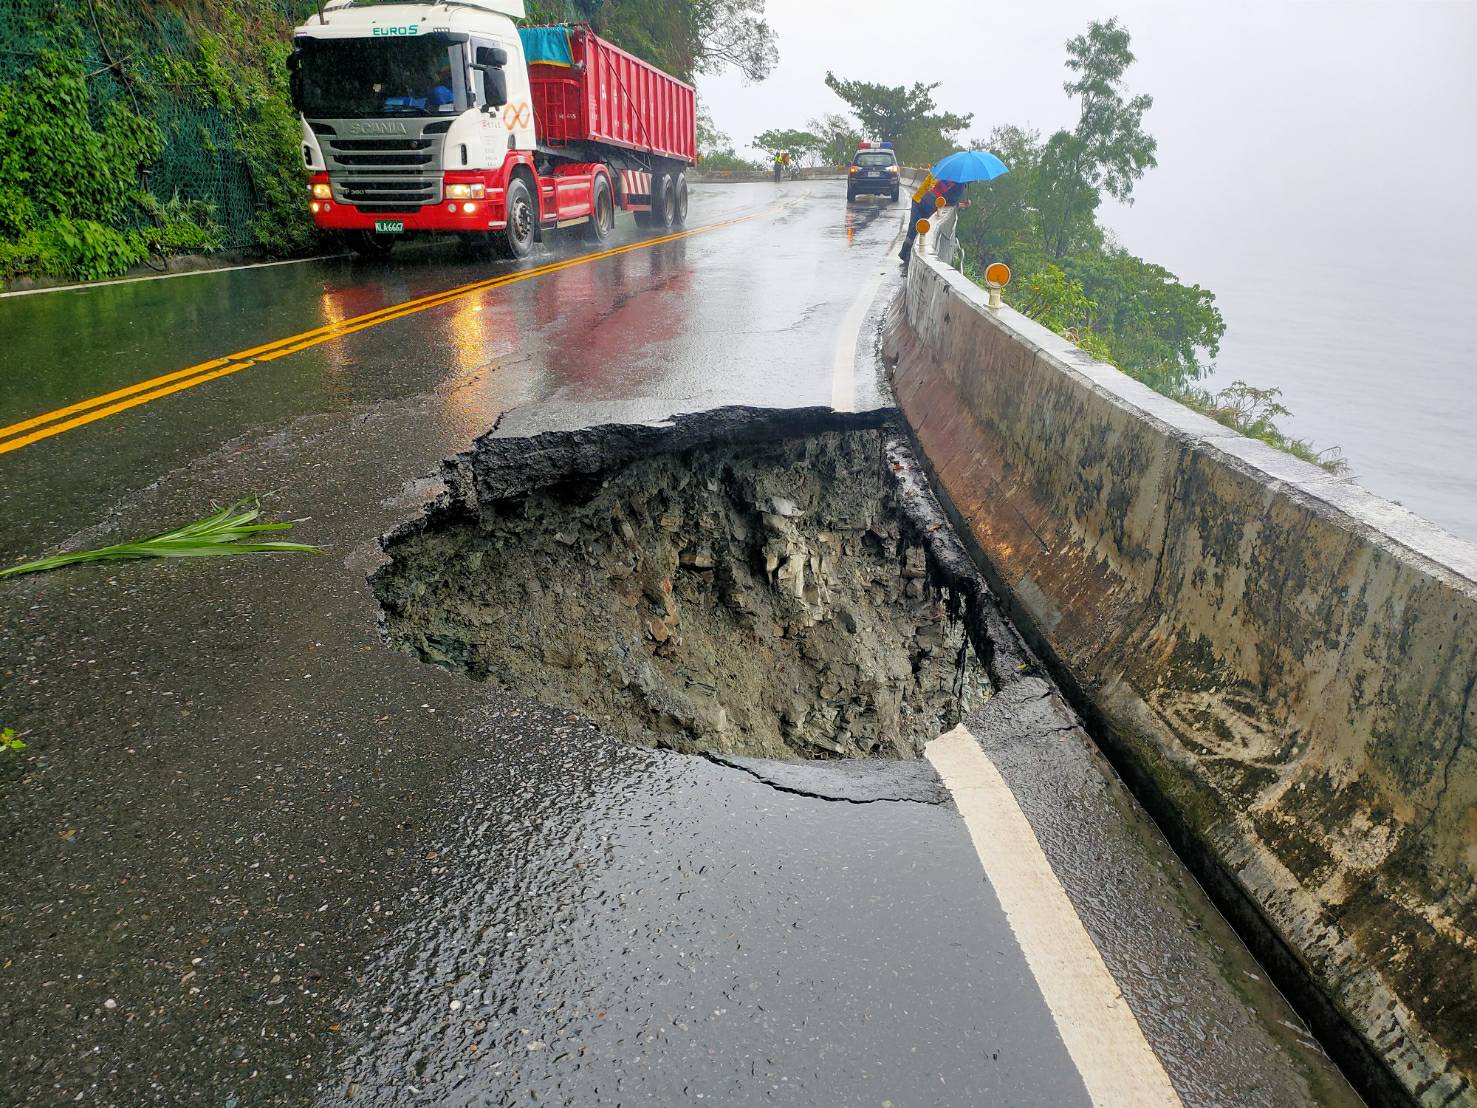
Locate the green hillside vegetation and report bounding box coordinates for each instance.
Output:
[0,0,317,283]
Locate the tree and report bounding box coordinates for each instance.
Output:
[753,127,824,166]
[952,23,1221,395]
[944,19,1334,469]
[1006,261,1117,365]
[1061,248,1223,391]
[535,0,779,84]
[822,72,971,164]
[808,113,863,166]
[689,0,779,81]
[1036,18,1157,258]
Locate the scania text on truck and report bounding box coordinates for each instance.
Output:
[288,0,697,257]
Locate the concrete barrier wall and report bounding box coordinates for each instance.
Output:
[886,250,1477,1105]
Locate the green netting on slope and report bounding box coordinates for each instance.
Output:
[1,1,320,252]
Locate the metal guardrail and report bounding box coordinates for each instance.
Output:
[916,204,962,271]
[930,207,961,269]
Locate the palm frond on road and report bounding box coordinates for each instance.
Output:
[1,501,323,579]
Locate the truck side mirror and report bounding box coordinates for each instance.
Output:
[481,67,508,109]
[472,44,509,111]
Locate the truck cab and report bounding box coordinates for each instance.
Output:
[289,0,694,257]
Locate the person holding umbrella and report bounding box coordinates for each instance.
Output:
[900,150,1009,263]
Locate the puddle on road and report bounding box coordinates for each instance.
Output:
[373,411,994,760]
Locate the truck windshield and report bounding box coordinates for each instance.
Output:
[855,152,896,167]
[297,37,467,118]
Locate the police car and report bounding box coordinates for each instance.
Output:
[847,142,900,203]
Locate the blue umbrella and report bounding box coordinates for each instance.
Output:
[929,150,1009,183]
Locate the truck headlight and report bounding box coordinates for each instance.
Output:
[445,183,486,200]
[888,165,899,174]
[310,182,332,200]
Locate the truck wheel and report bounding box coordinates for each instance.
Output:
[583,174,614,243]
[499,177,537,259]
[651,172,676,230]
[345,230,395,258]
[638,175,666,231]
[670,171,689,228]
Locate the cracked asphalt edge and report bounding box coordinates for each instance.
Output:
[698,750,949,804]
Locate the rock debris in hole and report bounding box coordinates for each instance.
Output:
[375,428,987,760]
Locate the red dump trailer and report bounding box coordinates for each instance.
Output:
[527,25,697,166]
[292,2,697,258]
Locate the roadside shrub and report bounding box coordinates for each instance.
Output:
[698,151,763,172]
[139,195,226,256]
[0,49,162,279]
[0,218,148,282]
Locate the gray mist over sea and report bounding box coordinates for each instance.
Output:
[1102,2,1477,540]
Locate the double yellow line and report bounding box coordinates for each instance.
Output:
[0,213,749,457]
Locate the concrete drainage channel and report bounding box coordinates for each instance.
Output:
[373,407,1026,764]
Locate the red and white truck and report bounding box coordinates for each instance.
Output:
[288,0,696,257]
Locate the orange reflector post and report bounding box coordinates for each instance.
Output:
[984,261,1012,286]
[934,195,947,210]
[915,218,931,236]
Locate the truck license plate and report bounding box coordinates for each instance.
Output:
[374,220,405,234]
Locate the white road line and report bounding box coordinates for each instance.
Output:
[830,191,912,412]
[830,264,888,412]
[0,253,349,299]
[927,725,1184,1108]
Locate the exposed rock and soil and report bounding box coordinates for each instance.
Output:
[374,409,1003,760]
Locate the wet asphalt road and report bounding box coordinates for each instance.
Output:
[0,181,1357,1106]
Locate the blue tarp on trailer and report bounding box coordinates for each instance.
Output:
[519,26,574,67]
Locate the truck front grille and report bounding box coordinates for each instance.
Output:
[334,179,439,213]
[313,120,449,214]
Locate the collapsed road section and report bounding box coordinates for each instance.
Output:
[373,407,1024,761]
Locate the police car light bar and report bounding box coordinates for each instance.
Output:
[857,141,896,150]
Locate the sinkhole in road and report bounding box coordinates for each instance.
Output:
[374,411,994,760]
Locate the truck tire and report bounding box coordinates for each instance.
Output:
[583,174,614,243]
[345,230,395,258]
[654,172,676,230]
[670,171,689,228]
[499,176,537,259]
